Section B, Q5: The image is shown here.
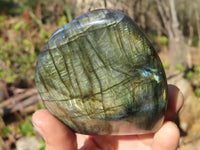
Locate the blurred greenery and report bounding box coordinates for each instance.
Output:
[18,116,34,136]
[58,15,68,28]
[0,15,5,22]
[192,35,200,47]
[184,64,200,97]
[0,0,73,85]
[163,62,169,70]
[36,103,46,110]
[1,125,12,135]
[0,36,38,82]
[194,65,200,73]
[40,140,46,150]
[159,36,168,46]
[174,64,185,72]
[39,30,51,43]
[194,88,200,97]
[186,71,193,80]
[0,4,71,148]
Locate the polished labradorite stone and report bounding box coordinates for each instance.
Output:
[35,9,168,135]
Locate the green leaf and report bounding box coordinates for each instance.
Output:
[159,36,168,46]
[162,62,169,70]
[186,71,193,79]
[36,104,46,110]
[2,126,12,135]
[39,139,46,150]
[174,64,185,72]
[18,116,34,136]
[58,15,67,27]
[194,65,200,73]
[22,23,30,29]
[195,88,200,97]
[39,30,51,42]
[0,15,5,22]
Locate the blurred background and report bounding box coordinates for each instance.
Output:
[0,0,200,149]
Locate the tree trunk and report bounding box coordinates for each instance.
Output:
[196,10,200,50]
[155,0,191,70]
[65,0,136,18]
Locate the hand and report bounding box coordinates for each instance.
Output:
[32,84,184,150]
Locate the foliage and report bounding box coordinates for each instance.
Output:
[18,116,34,136]
[40,140,46,150]
[39,30,51,43]
[163,62,169,70]
[0,36,39,82]
[159,36,168,46]
[36,103,46,110]
[194,88,200,97]
[192,35,200,47]
[0,0,74,85]
[1,126,12,135]
[194,66,200,73]
[58,15,68,28]
[185,65,200,97]
[0,15,5,22]
[174,64,185,72]
[0,0,20,15]
[186,71,193,80]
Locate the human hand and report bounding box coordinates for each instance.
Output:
[32,84,184,150]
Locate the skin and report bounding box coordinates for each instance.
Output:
[32,84,184,150]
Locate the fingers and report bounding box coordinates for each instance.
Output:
[152,85,182,149]
[152,121,180,150]
[78,138,101,150]
[165,84,184,121]
[92,134,151,150]
[32,109,77,150]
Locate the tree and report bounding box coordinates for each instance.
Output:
[155,0,191,70]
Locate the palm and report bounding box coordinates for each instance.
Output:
[76,134,154,149]
[76,123,178,150]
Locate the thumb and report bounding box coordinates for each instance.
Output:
[152,121,180,150]
[32,109,77,150]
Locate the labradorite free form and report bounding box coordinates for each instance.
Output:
[35,9,168,135]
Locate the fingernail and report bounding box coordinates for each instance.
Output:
[176,91,184,113]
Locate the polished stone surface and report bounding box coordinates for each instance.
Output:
[35,9,168,135]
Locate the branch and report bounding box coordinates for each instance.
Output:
[169,0,179,29]
[0,89,40,116]
[146,12,168,35]
[155,0,168,29]
[0,89,38,108]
